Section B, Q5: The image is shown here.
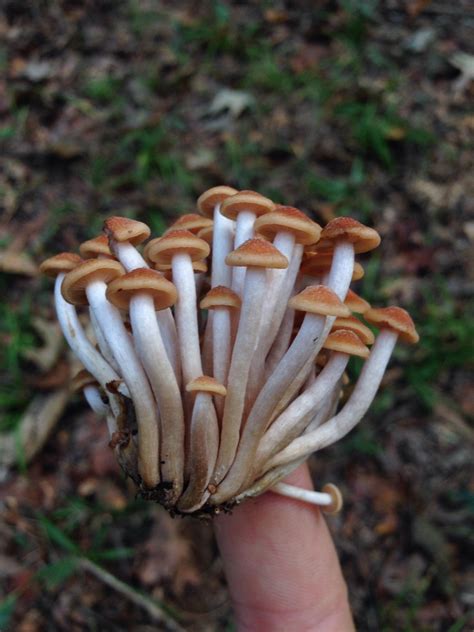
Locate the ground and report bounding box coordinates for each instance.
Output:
[0,1,473,630]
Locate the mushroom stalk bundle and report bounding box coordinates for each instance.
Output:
[40,188,419,516]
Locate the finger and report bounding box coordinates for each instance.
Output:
[214,463,354,631]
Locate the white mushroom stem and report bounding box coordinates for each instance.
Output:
[256,351,349,465]
[89,308,120,372]
[172,253,203,383]
[212,204,234,287]
[212,268,266,485]
[85,280,160,488]
[177,393,219,512]
[270,482,333,507]
[326,241,355,300]
[129,293,184,500]
[232,210,256,296]
[83,385,109,417]
[213,307,232,386]
[234,457,306,503]
[265,307,295,376]
[111,240,180,383]
[305,384,341,433]
[247,241,303,403]
[211,312,329,503]
[54,274,128,402]
[267,330,398,470]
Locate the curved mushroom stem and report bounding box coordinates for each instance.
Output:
[111,239,181,384]
[264,306,295,376]
[212,205,234,288]
[129,293,185,502]
[172,253,203,383]
[256,351,349,466]
[211,268,266,485]
[270,482,334,508]
[232,210,256,297]
[326,241,355,300]
[85,280,160,489]
[54,274,129,403]
[89,308,120,373]
[304,383,341,434]
[83,384,109,417]
[266,330,398,470]
[178,392,220,512]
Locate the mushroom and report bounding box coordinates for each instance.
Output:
[106,268,184,503]
[72,369,109,418]
[271,481,343,514]
[145,230,210,383]
[211,238,288,486]
[177,376,225,512]
[266,307,419,470]
[220,190,275,297]
[61,258,160,488]
[211,285,350,503]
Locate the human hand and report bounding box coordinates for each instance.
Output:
[214,463,355,632]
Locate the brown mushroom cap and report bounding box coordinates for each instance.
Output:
[363,306,419,344]
[318,217,381,253]
[225,238,288,269]
[79,235,113,259]
[144,230,210,265]
[40,253,82,278]
[197,225,213,245]
[321,483,343,515]
[323,329,370,358]
[165,213,213,235]
[344,289,371,314]
[200,285,241,310]
[289,285,351,317]
[106,268,177,311]
[332,315,375,345]
[197,185,238,218]
[254,206,322,246]
[61,259,125,306]
[71,369,97,392]
[220,190,275,220]
[185,375,227,397]
[103,217,151,245]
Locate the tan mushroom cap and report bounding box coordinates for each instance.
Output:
[144,230,210,265]
[61,259,125,306]
[40,252,82,277]
[344,289,371,314]
[185,375,227,397]
[200,285,241,310]
[165,213,213,235]
[220,190,275,220]
[254,205,322,246]
[71,369,97,392]
[323,329,370,359]
[332,315,375,345]
[106,268,177,311]
[301,254,365,281]
[226,238,288,269]
[79,235,114,259]
[318,217,381,253]
[197,225,213,245]
[289,285,351,317]
[197,185,238,218]
[103,216,151,245]
[321,483,343,515]
[364,306,419,344]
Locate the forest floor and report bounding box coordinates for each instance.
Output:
[0,1,473,630]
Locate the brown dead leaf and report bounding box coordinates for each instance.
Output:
[0,250,38,276]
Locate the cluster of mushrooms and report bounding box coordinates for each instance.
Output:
[40,186,419,516]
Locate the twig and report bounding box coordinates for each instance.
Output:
[78,557,185,632]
